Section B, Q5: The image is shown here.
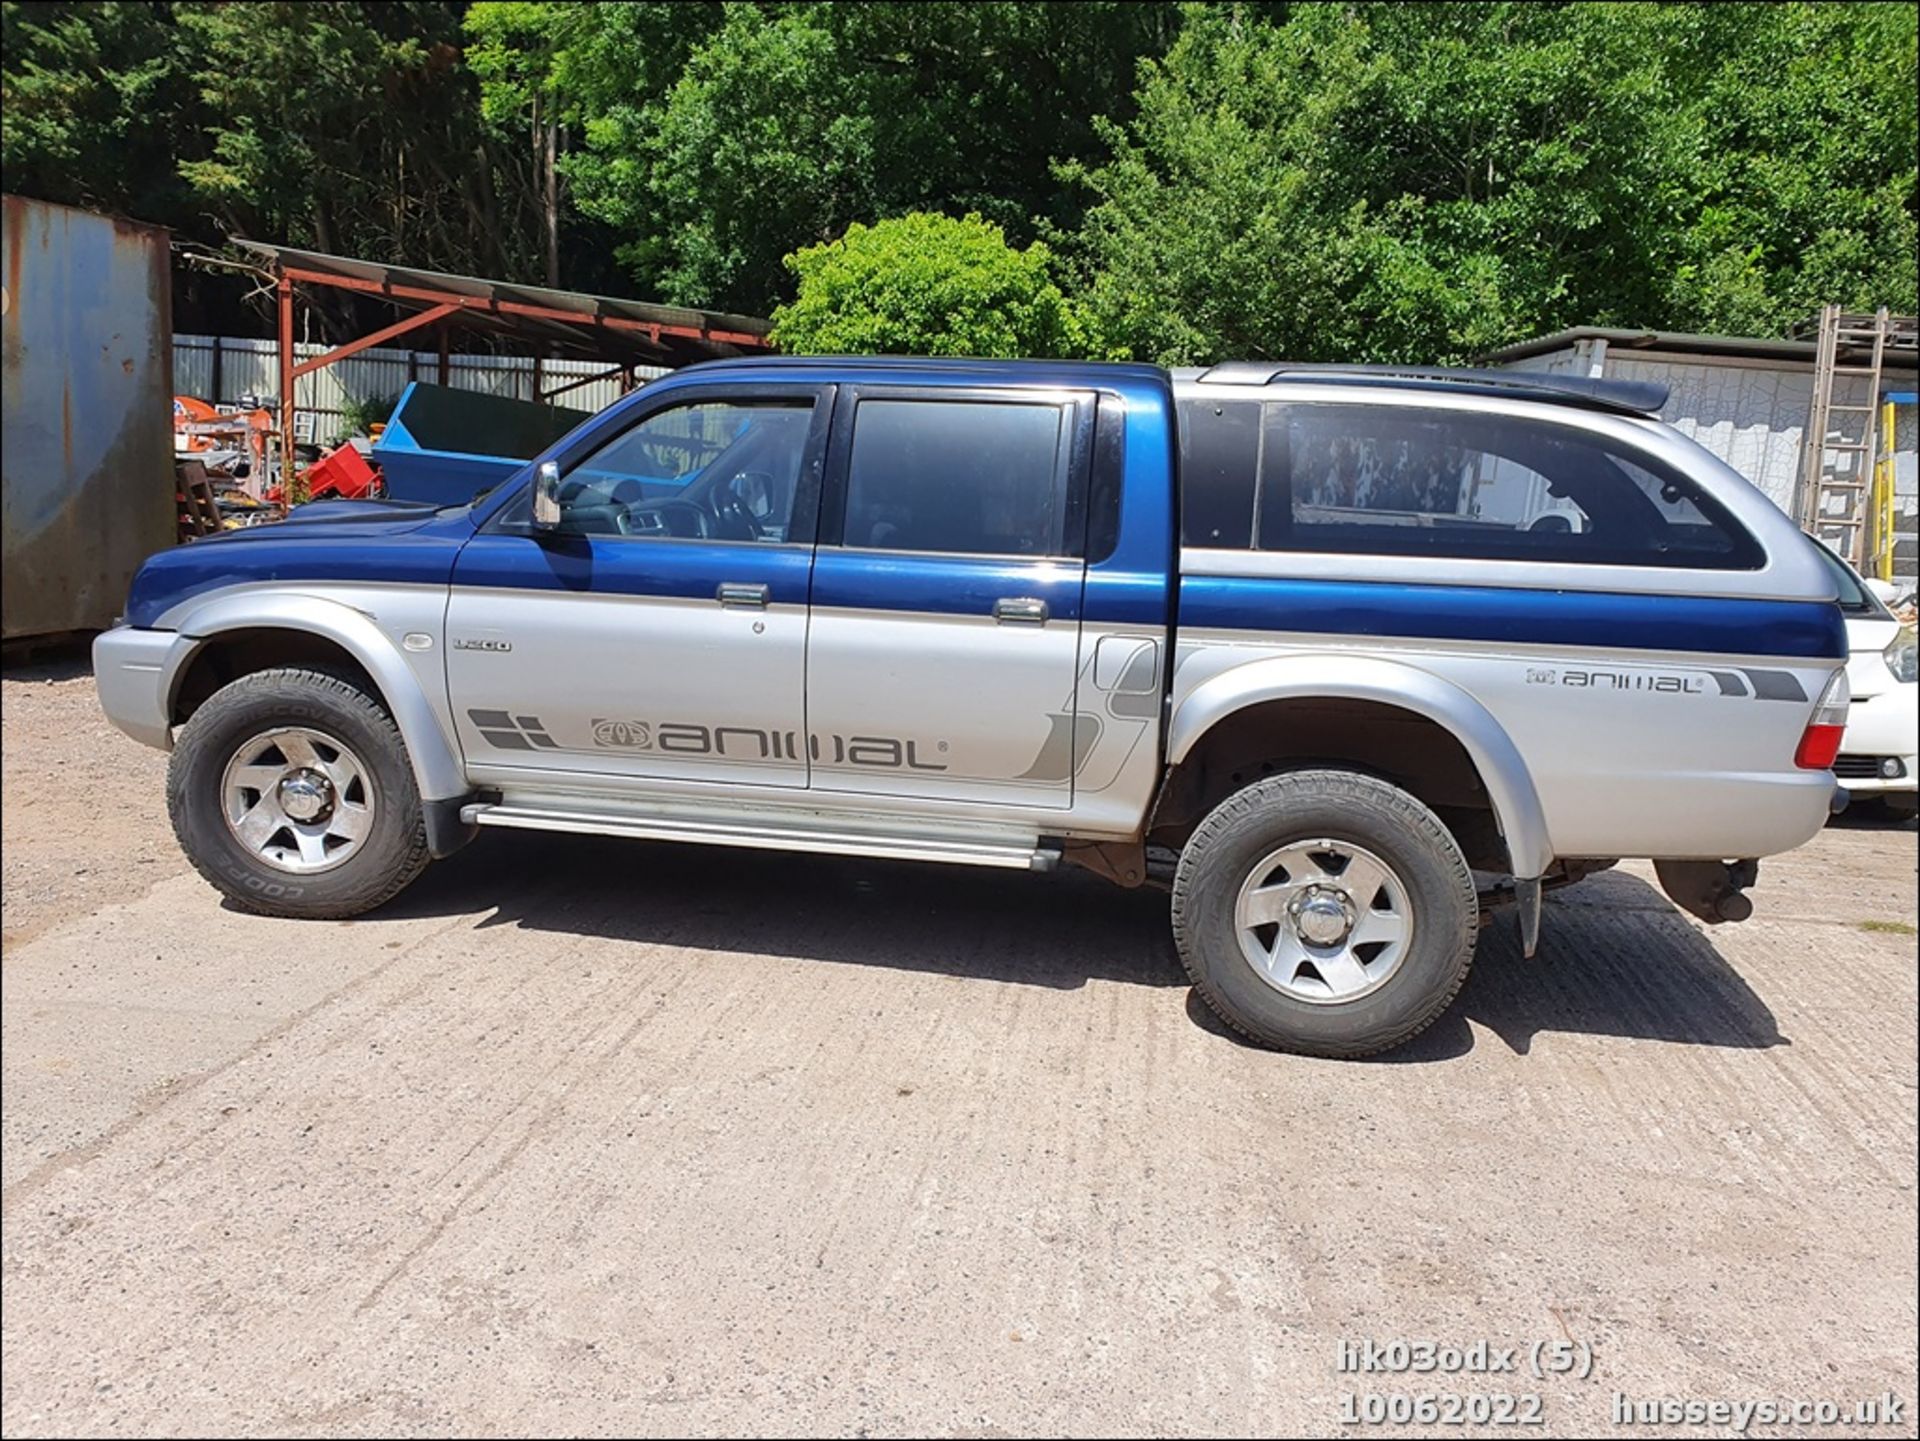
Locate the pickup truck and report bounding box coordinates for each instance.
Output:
[95,358,1850,1057]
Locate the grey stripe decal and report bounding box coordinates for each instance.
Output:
[1741,669,1808,703]
[1708,671,1750,697]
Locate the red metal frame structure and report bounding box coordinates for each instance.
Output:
[235,241,774,483]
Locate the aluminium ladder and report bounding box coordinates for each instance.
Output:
[1797,307,1916,568]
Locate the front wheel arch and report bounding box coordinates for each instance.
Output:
[159,595,467,804]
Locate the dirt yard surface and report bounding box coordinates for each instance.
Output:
[4,654,1916,1437]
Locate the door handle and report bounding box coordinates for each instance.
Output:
[993,596,1049,626]
[717,582,770,609]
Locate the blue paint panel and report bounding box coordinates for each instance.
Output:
[1181,575,1847,660]
[468,359,1173,534]
[810,549,1084,620]
[378,448,524,507]
[125,507,477,627]
[1084,570,1174,626]
[1084,378,1177,629]
[453,532,815,606]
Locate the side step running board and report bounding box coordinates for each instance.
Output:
[461,803,1062,872]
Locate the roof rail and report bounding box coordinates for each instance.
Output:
[1194,362,1669,417]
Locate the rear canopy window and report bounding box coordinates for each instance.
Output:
[1183,400,1762,569]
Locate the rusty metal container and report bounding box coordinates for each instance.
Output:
[2,195,175,641]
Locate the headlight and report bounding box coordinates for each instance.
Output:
[1886,625,1917,684]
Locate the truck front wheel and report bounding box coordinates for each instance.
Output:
[167,666,431,919]
[1171,769,1477,1058]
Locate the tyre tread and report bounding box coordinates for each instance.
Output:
[1170,768,1477,1058]
[166,665,430,919]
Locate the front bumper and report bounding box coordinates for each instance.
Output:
[92,625,185,751]
[1836,684,1919,796]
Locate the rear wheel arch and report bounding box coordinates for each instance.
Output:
[1159,656,1554,879]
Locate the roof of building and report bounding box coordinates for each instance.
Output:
[235,240,772,367]
[1477,324,1919,370]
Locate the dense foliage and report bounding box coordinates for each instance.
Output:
[1066,2,1920,363]
[4,1,1913,362]
[771,213,1092,358]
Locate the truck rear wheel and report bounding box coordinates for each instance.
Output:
[1171,769,1477,1058]
[167,667,430,919]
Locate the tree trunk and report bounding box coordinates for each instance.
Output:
[543,115,560,289]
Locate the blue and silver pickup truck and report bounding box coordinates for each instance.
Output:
[95,358,1850,1057]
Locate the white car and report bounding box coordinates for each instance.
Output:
[1815,541,1917,820]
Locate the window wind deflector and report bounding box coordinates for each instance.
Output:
[1194,363,1669,418]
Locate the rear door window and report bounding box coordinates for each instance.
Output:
[842,398,1075,556]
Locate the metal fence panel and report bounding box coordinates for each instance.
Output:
[172,334,664,445]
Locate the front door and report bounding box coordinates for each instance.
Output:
[446,384,831,792]
[805,387,1094,811]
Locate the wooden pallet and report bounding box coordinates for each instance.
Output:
[176,460,223,540]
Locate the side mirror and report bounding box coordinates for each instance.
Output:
[532,460,562,529]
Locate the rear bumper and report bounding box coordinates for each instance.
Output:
[1542,768,1841,862]
[92,625,183,751]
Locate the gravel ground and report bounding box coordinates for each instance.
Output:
[3,653,1915,1438]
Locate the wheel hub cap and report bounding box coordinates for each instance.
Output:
[1232,838,1416,1006]
[1291,886,1354,947]
[276,770,334,823]
[220,726,375,875]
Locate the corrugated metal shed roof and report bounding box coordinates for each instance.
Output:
[234,240,772,367]
[1478,325,1919,370]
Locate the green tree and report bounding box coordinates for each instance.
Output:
[174,4,479,266]
[1,2,196,224]
[771,212,1091,358]
[3,2,552,298]
[544,0,1174,310]
[466,1,721,290]
[1066,1,1919,365]
[1656,2,1918,333]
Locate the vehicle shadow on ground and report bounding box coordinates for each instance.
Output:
[1826,804,1919,833]
[1370,867,1784,1063]
[0,647,94,682]
[373,831,1783,1063]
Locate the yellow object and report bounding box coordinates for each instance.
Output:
[1871,396,1896,581]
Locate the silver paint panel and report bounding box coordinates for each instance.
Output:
[92,623,180,750]
[804,598,1086,811]
[1169,641,1554,877]
[155,583,468,801]
[1171,627,1839,865]
[443,585,809,790]
[465,802,1055,870]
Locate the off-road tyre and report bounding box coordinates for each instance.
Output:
[167,666,430,918]
[1171,769,1478,1058]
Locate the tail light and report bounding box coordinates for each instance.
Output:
[1794,670,1850,770]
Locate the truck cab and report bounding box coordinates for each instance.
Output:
[95,358,1848,1057]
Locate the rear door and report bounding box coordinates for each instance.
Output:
[805,386,1095,810]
